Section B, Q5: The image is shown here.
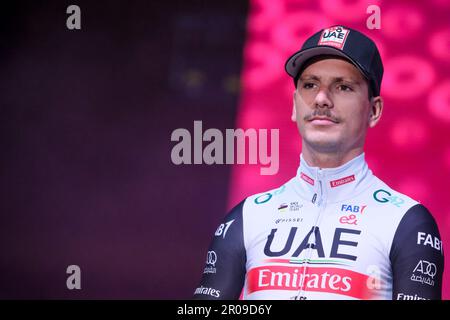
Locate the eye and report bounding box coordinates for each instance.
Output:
[303,82,317,89]
[338,84,353,92]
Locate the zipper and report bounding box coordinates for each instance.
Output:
[296,170,327,300]
[311,175,323,205]
[317,179,324,206]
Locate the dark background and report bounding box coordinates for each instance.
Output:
[0,0,249,298]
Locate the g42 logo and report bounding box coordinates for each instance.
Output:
[254,185,286,205]
[373,189,405,207]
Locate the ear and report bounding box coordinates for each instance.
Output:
[291,90,297,122]
[368,96,383,128]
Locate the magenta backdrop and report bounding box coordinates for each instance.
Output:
[229,0,450,299]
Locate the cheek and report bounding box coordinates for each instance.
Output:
[343,106,370,132]
[294,96,310,117]
[297,90,316,106]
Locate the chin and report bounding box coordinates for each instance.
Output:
[303,134,342,152]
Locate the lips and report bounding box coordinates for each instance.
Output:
[309,117,339,124]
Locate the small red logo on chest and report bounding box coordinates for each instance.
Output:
[330,175,355,188]
[300,172,315,186]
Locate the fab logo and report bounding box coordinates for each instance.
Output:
[341,204,367,214]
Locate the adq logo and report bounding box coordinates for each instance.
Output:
[206,251,217,267]
[413,260,437,278]
[204,251,218,274]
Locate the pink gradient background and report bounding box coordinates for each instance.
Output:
[230,0,450,299]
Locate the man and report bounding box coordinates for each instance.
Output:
[194,26,444,300]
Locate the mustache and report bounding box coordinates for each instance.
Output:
[303,109,341,123]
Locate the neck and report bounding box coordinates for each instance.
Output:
[301,144,364,168]
[294,150,373,205]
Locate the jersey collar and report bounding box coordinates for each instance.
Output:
[293,152,375,204]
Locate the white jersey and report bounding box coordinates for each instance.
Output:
[194,153,444,300]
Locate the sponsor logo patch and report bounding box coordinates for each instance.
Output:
[247,265,378,299]
[300,172,315,186]
[214,219,235,238]
[373,189,405,207]
[204,251,217,274]
[410,260,437,287]
[417,232,443,254]
[278,202,303,213]
[289,201,302,211]
[341,204,367,214]
[318,26,350,50]
[254,185,286,205]
[397,293,429,300]
[194,285,221,298]
[274,217,303,225]
[330,175,355,188]
[339,214,358,225]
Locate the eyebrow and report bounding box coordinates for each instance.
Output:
[299,75,362,85]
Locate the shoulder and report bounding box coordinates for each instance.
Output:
[369,175,442,248]
[219,181,292,231]
[358,175,426,245]
[369,176,421,215]
[242,179,296,214]
[217,181,292,238]
[246,184,288,205]
[392,204,443,253]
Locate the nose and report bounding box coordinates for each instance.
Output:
[314,87,333,109]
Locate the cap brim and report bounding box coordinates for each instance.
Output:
[285,46,369,80]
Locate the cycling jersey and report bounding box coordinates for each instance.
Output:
[193,153,444,300]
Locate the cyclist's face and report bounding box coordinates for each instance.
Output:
[292,57,377,155]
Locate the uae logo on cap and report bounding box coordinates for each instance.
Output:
[318,26,350,50]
